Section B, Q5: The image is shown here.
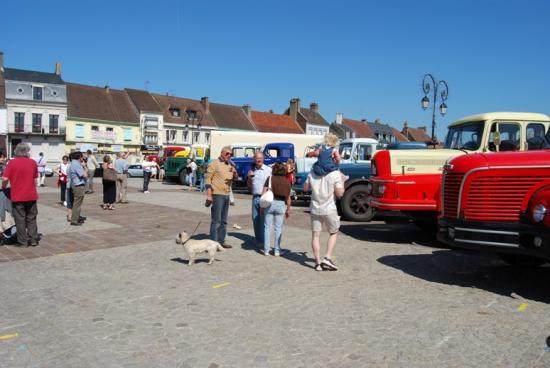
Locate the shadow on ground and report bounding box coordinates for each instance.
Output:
[228,231,316,270]
[339,220,445,248]
[378,250,550,303]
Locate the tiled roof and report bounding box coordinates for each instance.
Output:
[251,111,303,134]
[209,102,256,131]
[403,126,431,142]
[4,67,64,85]
[342,118,376,138]
[299,108,330,126]
[67,83,139,124]
[152,94,217,127]
[329,123,355,139]
[126,89,162,113]
[391,128,409,142]
[367,121,394,136]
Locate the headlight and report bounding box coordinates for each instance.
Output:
[378,184,385,195]
[532,204,547,222]
[367,183,373,194]
[296,177,302,184]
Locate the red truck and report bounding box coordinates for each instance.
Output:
[368,112,550,229]
[437,150,550,267]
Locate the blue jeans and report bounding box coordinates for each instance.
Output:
[210,194,230,243]
[199,176,206,192]
[186,173,195,187]
[252,196,265,244]
[264,200,286,253]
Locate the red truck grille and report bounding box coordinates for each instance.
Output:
[463,176,545,221]
[442,172,464,219]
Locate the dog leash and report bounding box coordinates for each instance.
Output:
[190,221,202,237]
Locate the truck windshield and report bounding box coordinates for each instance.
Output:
[339,143,353,160]
[444,121,484,150]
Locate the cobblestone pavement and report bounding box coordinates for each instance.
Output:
[1,178,549,367]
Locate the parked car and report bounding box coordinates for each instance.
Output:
[127,164,144,177]
[45,167,54,177]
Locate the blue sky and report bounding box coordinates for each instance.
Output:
[2,0,549,139]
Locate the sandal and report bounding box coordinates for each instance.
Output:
[108,205,114,210]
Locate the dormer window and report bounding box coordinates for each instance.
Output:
[169,107,181,117]
[33,86,43,100]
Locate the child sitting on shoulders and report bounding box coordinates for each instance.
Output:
[310,133,349,182]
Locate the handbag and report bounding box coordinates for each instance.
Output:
[259,176,274,208]
[103,167,117,182]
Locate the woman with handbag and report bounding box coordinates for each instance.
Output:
[55,155,69,205]
[102,155,117,210]
[262,163,291,257]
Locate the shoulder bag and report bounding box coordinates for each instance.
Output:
[103,166,117,182]
[259,176,274,208]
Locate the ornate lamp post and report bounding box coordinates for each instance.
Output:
[421,73,449,143]
[184,110,203,146]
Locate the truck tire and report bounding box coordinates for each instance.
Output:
[179,170,186,185]
[498,254,546,268]
[340,185,374,222]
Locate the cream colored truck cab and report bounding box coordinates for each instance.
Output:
[369,112,550,227]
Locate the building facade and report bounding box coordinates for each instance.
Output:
[4,64,67,161]
[65,83,140,154]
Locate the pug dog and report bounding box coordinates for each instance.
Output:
[175,231,224,265]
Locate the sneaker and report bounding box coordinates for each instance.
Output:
[314,263,323,271]
[144,191,150,194]
[264,250,269,256]
[230,202,235,206]
[274,251,280,257]
[321,257,338,271]
[63,201,67,206]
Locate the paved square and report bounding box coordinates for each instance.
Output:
[0,178,549,367]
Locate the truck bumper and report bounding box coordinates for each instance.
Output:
[438,218,550,259]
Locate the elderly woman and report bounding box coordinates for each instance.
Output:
[263,163,292,256]
[102,155,117,210]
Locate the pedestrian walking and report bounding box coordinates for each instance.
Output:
[151,158,158,181]
[262,163,290,257]
[205,146,237,249]
[68,151,87,226]
[304,165,346,271]
[102,156,117,210]
[35,152,47,187]
[141,156,155,193]
[247,152,272,248]
[186,158,197,191]
[85,150,98,193]
[1,143,39,246]
[197,161,208,192]
[114,152,129,203]
[54,155,69,205]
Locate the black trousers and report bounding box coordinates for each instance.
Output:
[12,201,38,245]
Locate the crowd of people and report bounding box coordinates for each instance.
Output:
[1,133,347,271]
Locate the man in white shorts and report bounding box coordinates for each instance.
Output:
[304,170,345,271]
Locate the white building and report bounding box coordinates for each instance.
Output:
[3,61,67,162]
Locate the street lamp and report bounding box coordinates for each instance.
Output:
[421,73,449,144]
[184,110,203,146]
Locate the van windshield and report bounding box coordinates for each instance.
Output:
[339,143,353,160]
[444,121,485,150]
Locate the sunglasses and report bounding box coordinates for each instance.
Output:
[223,152,232,156]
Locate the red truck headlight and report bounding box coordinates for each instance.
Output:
[532,204,547,223]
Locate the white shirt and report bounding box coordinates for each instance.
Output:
[188,161,197,172]
[250,164,272,195]
[307,171,343,215]
[36,156,46,173]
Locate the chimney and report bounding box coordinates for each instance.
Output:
[55,62,62,76]
[289,98,300,121]
[200,96,209,111]
[0,52,4,73]
[403,120,409,129]
[242,104,252,119]
[361,119,367,123]
[104,85,110,92]
[375,118,381,124]
[268,109,274,113]
[335,113,343,125]
[310,102,319,112]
